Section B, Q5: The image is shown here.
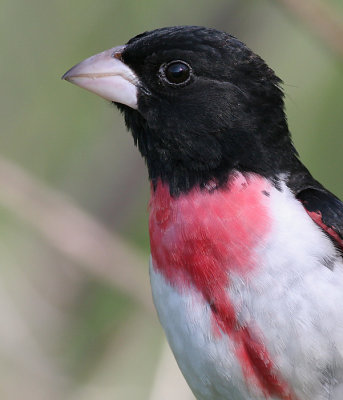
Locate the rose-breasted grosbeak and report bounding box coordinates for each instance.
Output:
[63,26,343,400]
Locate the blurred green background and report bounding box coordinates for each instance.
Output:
[1,0,343,399]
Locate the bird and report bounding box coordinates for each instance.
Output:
[62,26,343,400]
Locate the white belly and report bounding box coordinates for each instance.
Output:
[149,183,343,400]
[150,262,257,400]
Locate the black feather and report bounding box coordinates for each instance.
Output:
[297,187,343,248]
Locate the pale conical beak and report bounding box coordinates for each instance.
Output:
[62,45,138,109]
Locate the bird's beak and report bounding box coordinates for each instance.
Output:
[62,45,138,109]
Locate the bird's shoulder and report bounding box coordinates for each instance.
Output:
[287,169,343,251]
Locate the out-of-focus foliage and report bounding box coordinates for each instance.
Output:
[0,0,342,399]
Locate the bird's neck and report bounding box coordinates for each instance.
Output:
[120,104,299,196]
[145,129,298,196]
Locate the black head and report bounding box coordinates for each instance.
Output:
[64,26,300,195]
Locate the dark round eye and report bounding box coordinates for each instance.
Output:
[164,61,191,85]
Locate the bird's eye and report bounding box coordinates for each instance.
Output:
[163,61,192,85]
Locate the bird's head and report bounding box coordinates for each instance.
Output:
[63,26,297,194]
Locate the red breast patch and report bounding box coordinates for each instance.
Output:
[149,173,297,400]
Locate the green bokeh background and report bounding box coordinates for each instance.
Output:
[1,1,343,399]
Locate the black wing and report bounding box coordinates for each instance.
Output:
[296,187,343,250]
[286,163,343,251]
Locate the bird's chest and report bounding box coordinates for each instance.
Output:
[149,174,343,400]
[148,174,292,399]
[148,174,272,295]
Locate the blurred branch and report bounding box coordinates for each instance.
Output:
[275,0,343,59]
[0,156,153,312]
